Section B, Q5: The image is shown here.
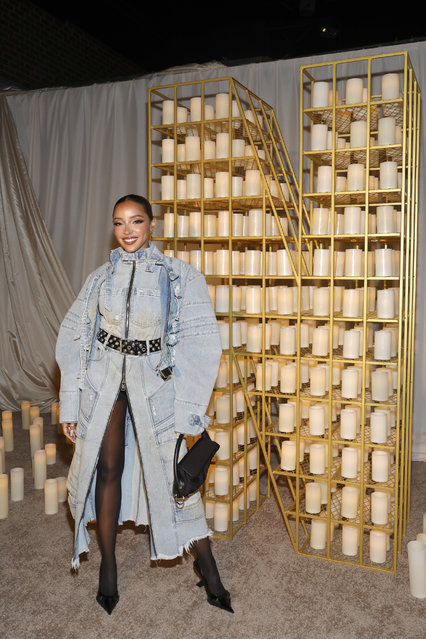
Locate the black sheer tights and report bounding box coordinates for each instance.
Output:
[192,537,225,596]
[95,390,127,596]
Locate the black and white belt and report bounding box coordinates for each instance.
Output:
[97,328,161,355]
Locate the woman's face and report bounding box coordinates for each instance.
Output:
[113,201,156,253]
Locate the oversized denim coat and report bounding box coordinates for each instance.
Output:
[55,244,222,567]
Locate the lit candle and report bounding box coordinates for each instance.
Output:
[57,476,68,503]
[341,485,360,519]
[0,473,8,519]
[305,482,321,513]
[29,423,42,458]
[45,443,56,465]
[281,440,297,471]
[21,401,31,430]
[2,419,14,452]
[342,524,359,556]
[44,478,59,515]
[310,519,327,549]
[10,467,24,501]
[371,490,389,525]
[380,161,398,189]
[33,449,47,489]
[372,450,389,482]
[407,540,426,598]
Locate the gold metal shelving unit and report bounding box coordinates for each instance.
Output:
[148,77,306,539]
[278,50,420,572]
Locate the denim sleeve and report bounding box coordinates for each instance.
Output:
[55,274,92,423]
[173,268,222,436]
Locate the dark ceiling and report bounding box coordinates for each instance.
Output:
[29,0,425,76]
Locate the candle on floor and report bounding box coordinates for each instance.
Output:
[342,524,359,556]
[341,485,360,519]
[29,423,42,458]
[44,478,58,515]
[21,401,31,430]
[33,449,47,490]
[0,473,8,519]
[310,519,327,549]
[371,490,388,525]
[370,530,387,564]
[10,467,24,502]
[305,482,321,513]
[45,443,56,465]
[0,437,5,474]
[57,476,68,503]
[407,540,426,598]
[2,419,14,452]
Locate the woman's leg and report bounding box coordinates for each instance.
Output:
[192,536,225,595]
[95,391,127,596]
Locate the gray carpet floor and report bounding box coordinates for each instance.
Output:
[0,413,424,639]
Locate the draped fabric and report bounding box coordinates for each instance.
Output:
[0,97,75,411]
[4,42,426,456]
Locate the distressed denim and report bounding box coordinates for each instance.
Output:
[55,244,222,565]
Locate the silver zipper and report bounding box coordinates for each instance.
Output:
[121,260,136,391]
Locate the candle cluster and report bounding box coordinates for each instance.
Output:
[163,209,289,238]
[0,402,67,520]
[407,514,426,598]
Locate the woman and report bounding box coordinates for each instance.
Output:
[56,194,233,614]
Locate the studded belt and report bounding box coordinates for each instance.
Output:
[97,328,161,355]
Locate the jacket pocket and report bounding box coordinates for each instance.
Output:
[148,377,175,442]
[79,377,98,426]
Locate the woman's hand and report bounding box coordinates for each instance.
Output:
[62,422,77,443]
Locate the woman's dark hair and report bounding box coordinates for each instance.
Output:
[113,194,153,221]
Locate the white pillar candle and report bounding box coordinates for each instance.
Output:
[57,476,68,503]
[312,287,329,316]
[231,175,243,197]
[281,440,297,471]
[376,205,395,234]
[44,478,58,515]
[342,289,361,318]
[374,330,392,361]
[378,117,396,145]
[187,211,201,237]
[340,408,357,440]
[213,502,229,532]
[341,446,358,478]
[244,169,262,196]
[246,324,262,353]
[341,368,359,399]
[163,212,174,237]
[372,450,389,482]
[343,329,361,359]
[343,207,362,234]
[204,139,216,160]
[309,404,325,436]
[371,490,389,525]
[10,467,24,502]
[369,530,387,564]
[232,138,245,157]
[21,401,31,430]
[186,173,201,199]
[0,437,4,474]
[204,214,217,237]
[0,473,8,519]
[380,161,398,189]
[279,403,295,433]
[312,81,329,108]
[334,251,345,276]
[176,215,188,237]
[190,96,201,121]
[280,325,296,355]
[317,165,332,192]
[341,485,360,519]
[215,360,228,386]
[347,163,366,191]
[29,423,42,458]
[312,208,330,235]
[215,396,231,424]
[177,143,185,161]
[276,249,292,276]
[370,411,388,444]
[310,519,327,550]
[215,172,229,198]
[305,482,321,513]
[346,78,364,104]
[217,210,229,237]
[311,124,328,150]
[310,443,326,474]
[407,540,426,598]
[377,288,395,319]
[232,212,243,236]
[381,73,400,100]
[245,249,262,276]
[215,93,229,119]
[45,443,56,465]
[248,209,263,236]
[161,175,174,200]
[162,100,174,124]
[215,430,230,460]
[310,366,327,397]
[342,524,359,556]
[176,106,187,123]
[312,326,329,357]
[245,286,262,314]
[2,419,13,452]
[371,369,390,401]
[215,249,229,276]
[280,364,297,394]
[161,138,174,163]
[33,449,47,489]
[216,132,229,158]
[344,248,363,277]
[204,103,215,120]
[350,120,367,147]
[313,248,330,276]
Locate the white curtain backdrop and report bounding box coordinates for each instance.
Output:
[6,41,426,459]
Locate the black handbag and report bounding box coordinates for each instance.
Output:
[173,430,219,507]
